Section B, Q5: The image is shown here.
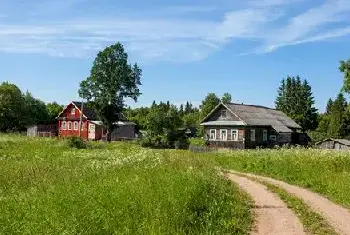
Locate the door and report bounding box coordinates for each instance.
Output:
[88,123,96,140]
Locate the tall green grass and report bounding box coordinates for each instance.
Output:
[210,149,350,208]
[0,135,252,234]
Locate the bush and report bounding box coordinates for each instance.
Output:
[189,137,207,146]
[66,136,87,149]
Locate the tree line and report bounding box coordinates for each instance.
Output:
[1,41,349,145]
[0,82,63,132]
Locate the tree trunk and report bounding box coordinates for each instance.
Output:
[106,125,113,142]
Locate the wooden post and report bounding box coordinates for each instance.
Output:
[79,102,84,138]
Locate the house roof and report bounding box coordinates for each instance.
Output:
[72,101,98,120]
[201,103,301,133]
[200,121,246,126]
[316,138,350,146]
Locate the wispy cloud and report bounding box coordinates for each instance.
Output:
[0,0,350,61]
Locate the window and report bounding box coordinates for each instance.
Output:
[220,129,227,141]
[74,121,79,130]
[71,108,75,115]
[270,135,277,141]
[68,121,72,130]
[221,110,227,118]
[231,129,238,141]
[250,129,256,141]
[209,129,216,140]
[263,130,268,141]
[61,121,66,130]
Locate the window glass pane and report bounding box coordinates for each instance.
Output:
[251,129,255,141]
[220,130,227,140]
[231,129,238,141]
[263,130,268,141]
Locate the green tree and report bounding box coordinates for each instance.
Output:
[185,101,192,114]
[145,104,183,147]
[275,76,318,131]
[328,93,347,138]
[0,82,26,132]
[340,59,350,93]
[200,93,220,121]
[79,42,142,141]
[326,98,333,114]
[221,93,232,104]
[23,91,50,126]
[46,102,64,121]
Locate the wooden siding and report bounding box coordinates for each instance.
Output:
[57,103,104,140]
[206,106,241,122]
[204,126,245,141]
[244,126,277,148]
[111,125,136,140]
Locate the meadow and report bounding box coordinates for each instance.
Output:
[2,135,350,234]
[0,135,252,235]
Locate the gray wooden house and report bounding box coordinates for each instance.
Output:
[316,139,350,150]
[200,102,305,149]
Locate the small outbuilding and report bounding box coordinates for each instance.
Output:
[27,123,57,137]
[316,138,350,150]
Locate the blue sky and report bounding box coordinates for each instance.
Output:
[1,0,350,112]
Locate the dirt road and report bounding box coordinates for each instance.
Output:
[227,173,306,235]
[230,171,350,235]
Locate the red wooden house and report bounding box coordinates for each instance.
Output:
[57,101,106,140]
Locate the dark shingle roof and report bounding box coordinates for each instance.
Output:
[72,101,98,120]
[225,103,301,133]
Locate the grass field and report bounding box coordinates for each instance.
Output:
[0,135,252,235]
[211,149,350,208]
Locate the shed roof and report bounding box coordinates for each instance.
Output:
[316,138,350,146]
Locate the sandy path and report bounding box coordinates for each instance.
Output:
[226,173,306,235]
[231,171,350,235]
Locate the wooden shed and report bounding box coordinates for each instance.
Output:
[316,138,350,150]
[27,124,57,137]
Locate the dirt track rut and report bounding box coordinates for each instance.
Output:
[227,173,306,235]
[231,171,350,235]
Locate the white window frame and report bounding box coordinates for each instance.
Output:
[231,129,238,141]
[68,121,72,130]
[209,129,216,140]
[263,129,268,142]
[251,129,256,142]
[61,121,66,130]
[220,129,228,141]
[71,108,75,115]
[270,135,277,141]
[74,121,79,130]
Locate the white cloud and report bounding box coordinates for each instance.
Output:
[0,0,350,61]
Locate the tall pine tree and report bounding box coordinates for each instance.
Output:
[275,76,318,131]
[328,93,347,138]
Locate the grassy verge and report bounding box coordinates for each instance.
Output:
[209,149,350,208]
[0,135,252,235]
[245,176,337,235]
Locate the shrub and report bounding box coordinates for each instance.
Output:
[66,136,87,149]
[189,137,207,146]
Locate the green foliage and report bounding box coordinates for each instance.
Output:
[340,59,350,93]
[66,136,87,149]
[0,135,252,234]
[0,82,26,132]
[327,93,348,138]
[46,102,64,121]
[23,91,50,126]
[189,137,207,146]
[200,93,220,121]
[275,76,318,131]
[79,42,142,141]
[144,102,185,148]
[221,93,232,104]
